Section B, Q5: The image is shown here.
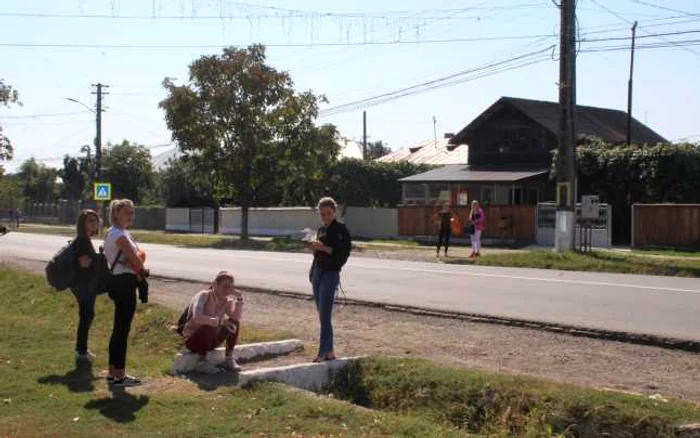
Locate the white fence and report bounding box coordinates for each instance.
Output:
[344,207,397,239]
[166,208,215,233]
[536,202,612,248]
[219,207,318,236]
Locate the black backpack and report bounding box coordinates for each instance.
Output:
[45,240,77,291]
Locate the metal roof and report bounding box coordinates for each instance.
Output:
[376,137,469,165]
[399,165,549,183]
[451,97,668,145]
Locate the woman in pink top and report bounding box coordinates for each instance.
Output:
[469,200,485,258]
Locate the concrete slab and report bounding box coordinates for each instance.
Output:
[171,339,304,375]
[234,356,364,392]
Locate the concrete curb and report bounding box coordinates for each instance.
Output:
[233,356,363,392]
[677,423,700,438]
[152,273,700,354]
[171,339,304,375]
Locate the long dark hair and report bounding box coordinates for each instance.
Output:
[76,209,99,238]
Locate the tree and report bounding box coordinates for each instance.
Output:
[59,148,91,201]
[161,44,332,239]
[17,158,61,203]
[0,80,20,175]
[0,176,22,211]
[366,140,391,160]
[158,156,215,207]
[102,140,154,204]
[326,159,434,207]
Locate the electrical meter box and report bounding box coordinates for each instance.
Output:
[581,195,600,220]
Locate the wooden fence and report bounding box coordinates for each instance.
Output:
[632,204,700,249]
[398,205,537,242]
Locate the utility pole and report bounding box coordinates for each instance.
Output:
[626,21,638,146]
[555,0,577,252]
[433,116,437,148]
[362,111,367,160]
[91,83,108,227]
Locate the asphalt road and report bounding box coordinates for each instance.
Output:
[2,232,700,341]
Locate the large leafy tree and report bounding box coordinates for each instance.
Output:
[158,156,215,207]
[17,158,61,203]
[160,44,334,239]
[102,140,154,204]
[59,146,92,201]
[0,80,20,175]
[366,140,391,160]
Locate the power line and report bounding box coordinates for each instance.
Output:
[589,0,700,57]
[0,34,559,50]
[628,0,700,18]
[0,3,550,21]
[581,29,700,43]
[320,46,554,116]
[0,110,91,119]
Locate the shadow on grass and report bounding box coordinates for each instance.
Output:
[84,389,150,423]
[182,371,241,392]
[37,360,97,393]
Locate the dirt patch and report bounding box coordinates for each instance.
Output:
[5,257,700,404]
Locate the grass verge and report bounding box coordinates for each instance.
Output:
[0,266,463,437]
[17,224,306,252]
[330,357,700,437]
[447,250,700,278]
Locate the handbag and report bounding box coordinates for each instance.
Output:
[464,224,475,235]
[95,247,122,295]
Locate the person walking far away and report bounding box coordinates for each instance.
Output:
[469,200,486,258]
[103,199,149,387]
[434,202,455,257]
[71,210,101,362]
[307,197,351,363]
[179,270,244,373]
[14,208,21,228]
[8,209,15,228]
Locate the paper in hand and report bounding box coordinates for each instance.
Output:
[301,227,316,242]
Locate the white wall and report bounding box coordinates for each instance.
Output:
[220,207,318,237]
[344,207,398,239]
[536,227,611,248]
[166,208,190,232]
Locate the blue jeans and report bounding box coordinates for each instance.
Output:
[311,267,340,356]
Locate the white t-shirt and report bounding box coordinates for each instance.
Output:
[104,226,140,275]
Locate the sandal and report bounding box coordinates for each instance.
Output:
[312,356,325,363]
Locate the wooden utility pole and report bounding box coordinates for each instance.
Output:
[362,111,367,160]
[626,21,638,146]
[555,0,577,252]
[91,83,108,228]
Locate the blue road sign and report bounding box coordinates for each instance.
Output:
[94,182,112,201]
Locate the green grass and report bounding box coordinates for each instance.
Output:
[633,248,700,258]
[331,357,700,437]
[0,266,463,437]
[448,250,700,278]
[17,224,307,252]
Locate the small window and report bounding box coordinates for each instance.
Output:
[509,188,522,205]
[481,187,494,205]
[405,184,426,199]
[428,184,449,199]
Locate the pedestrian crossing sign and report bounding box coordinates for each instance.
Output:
[94,182,112,201]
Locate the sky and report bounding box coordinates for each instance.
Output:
[1,0,699,173]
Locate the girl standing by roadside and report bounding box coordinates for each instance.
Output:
[469,200,485,258]
[71,209,101,362]
[434,203,455,257]
[104,199,149,387]
[307,197,351,363]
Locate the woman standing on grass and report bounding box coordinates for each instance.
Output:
[307,197,352,363]
[104,199,149,387]
[71,209,101,362]
[469,200,485,258]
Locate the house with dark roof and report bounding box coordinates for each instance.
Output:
[399,96,667,207]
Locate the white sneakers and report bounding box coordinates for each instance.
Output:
[194,357,243,374]
[75,350,96,363]
[220,356,243,372]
